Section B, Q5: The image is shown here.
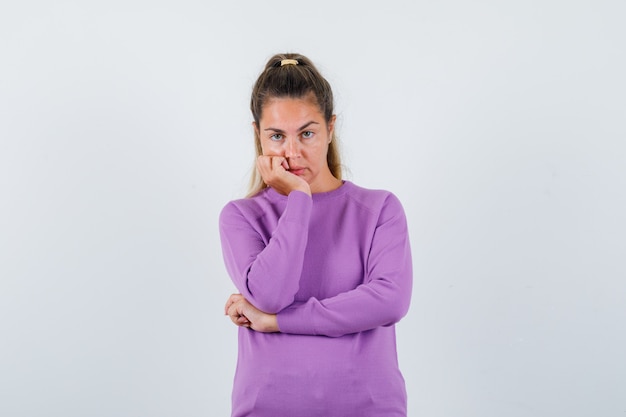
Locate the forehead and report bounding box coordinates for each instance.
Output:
[260,96,324,126]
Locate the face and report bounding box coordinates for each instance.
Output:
[255,96,338,193]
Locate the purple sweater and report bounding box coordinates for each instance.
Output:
[219,181,413,417]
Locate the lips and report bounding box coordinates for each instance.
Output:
[288,167,306,176]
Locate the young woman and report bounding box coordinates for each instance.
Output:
[220,53,413,417]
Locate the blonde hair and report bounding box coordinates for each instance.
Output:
[247,53,342,197]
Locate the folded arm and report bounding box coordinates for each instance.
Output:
[277,195,412,337]
[219,191,312,313]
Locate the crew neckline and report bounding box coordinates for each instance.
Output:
[266,180,351,202]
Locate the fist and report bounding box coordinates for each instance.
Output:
[256,155,311,196]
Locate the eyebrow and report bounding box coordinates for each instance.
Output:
[264,121,320,133]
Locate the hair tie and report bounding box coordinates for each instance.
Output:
[280,59,299,66]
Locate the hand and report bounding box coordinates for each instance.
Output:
[256,155,311,196]
[224,293,279,333]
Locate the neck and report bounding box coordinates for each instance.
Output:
[310,172,343,194]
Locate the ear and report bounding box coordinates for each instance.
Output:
[328,115,336,141]
[252,121,259,137]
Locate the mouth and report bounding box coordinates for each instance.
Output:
[288,167,306,176]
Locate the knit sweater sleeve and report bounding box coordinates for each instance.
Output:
[276,193,413,337]
[219,191,312,314]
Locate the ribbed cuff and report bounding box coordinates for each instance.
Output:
[276,300,316,335]
[281,191,312,225]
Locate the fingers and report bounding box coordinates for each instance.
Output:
[226,296,251,328]
[270,155,286,170]
[271,155,289,171]
[236,316,251,327]
[257,155,287,182]
[256,155,311,196]
[229,309,250,327]
[224,293,245,315]
[223,296,278,333]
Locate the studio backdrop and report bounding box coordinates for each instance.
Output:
[1,1,624,416]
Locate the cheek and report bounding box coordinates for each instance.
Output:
[260,140,279,155]
[311,143,329,163]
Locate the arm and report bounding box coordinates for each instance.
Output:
[276,194,413,337]
[219,191,312,313]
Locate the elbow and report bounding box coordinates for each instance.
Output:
[245,283,296,314]
[243,268,299,314]
[383,300,410,327]
[253,296,295,315]
[393,302,411,324]
[382,286,412,326]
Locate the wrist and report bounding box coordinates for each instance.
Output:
[291,184,311,196]
[263,314,279,333]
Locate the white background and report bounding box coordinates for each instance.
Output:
[1,1,625,416]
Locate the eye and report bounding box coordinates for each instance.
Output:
[270,133,283,141]
[301,131,314,139]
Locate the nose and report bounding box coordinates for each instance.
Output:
[285,137,301,159]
